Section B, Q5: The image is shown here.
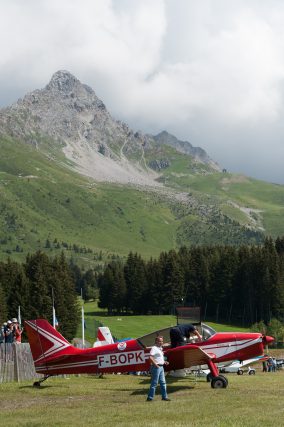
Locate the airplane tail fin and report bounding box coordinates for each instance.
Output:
[25,319,71,364]
[93,326,114,347]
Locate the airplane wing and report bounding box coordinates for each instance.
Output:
[240,355,269,367]
[165,345,216,371]
[220,355,269,370]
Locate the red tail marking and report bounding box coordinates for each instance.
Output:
[97,329,106,341]
[25,319,71,363]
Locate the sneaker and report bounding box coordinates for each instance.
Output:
[162,397,171,401]
[146,398,153,401]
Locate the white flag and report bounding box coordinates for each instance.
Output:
[52,306,58,329]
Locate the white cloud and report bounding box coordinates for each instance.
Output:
[1,0,284,182]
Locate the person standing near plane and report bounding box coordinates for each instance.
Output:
[170,324,202,348]
[147,336,170,402]
[12,318,23,343]
[4,320,14,343]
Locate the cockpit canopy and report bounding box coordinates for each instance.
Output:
[137,323,216,348]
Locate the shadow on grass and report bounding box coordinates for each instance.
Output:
[137,376,199,385]
[84,310,108,317]
[19,385,53,390]
[131,383,195,396]
[83,374,109,379]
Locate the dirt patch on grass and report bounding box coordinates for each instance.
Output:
[1,394,97,410]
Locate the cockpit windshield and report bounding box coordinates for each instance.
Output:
[201,323,216,340]
[137,323,216,348]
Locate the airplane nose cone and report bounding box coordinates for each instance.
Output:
[263,335,274,345]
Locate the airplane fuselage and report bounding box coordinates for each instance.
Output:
[31,331,269,375]
[25,320,274,389]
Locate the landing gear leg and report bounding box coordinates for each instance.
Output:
[206,373,213,382]
[207,359,228,389]
[33,375,51,387]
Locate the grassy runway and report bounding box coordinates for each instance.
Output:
[81,300,249,343]
[2,370,284,426]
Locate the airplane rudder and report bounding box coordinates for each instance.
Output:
[25,319,70,362]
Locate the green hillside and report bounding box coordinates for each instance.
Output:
[149,145,284,237]
[194,174,284,236]
[1,135,284,266]
[0,137,179,264]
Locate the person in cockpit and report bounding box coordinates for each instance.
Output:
[170,324,202,348]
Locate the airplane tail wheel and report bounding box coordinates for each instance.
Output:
[237,369,243,375]
[33,381,41,387]
[211,376,228,389]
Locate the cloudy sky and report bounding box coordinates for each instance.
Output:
[1,0,284,183]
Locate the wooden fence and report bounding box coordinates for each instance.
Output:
[0,343,40,383]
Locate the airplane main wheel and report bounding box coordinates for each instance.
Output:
[218,374,228,386]
[211,376,228,389]
[248,370,255,375]
[237,369,244,375]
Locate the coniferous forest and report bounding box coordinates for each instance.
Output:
[1,237,284,340]
[0,251,80,340]
[98,237,284,325]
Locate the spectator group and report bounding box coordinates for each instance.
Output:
[0,318,23,344]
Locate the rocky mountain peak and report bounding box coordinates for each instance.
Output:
[0,70,220,185]
[46,70,80,93]
[153,131,220,171]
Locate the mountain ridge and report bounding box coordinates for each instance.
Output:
[0,70,220,187]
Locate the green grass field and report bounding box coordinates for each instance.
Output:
[2,370,284,426]
[80,301,249,344]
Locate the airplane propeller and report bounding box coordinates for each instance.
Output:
[262,335,274,345]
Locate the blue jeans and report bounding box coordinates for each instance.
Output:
[148,366,167,400]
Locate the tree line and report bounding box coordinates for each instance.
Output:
[2,236,284,337]
[98,237,284,325]
[0,251,81,340]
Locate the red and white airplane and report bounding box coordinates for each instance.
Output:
[25,320,274,389]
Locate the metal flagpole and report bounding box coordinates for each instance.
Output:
[82,305,85,348]
[18,306,22,327]
[81,288,85,348]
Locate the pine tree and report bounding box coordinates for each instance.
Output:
[0,259,31,321]
[232,246,254,324]
[108,262,126,314]
[159,250,184,313]
[81,269,97,300]
[262,238,283,320]
[98,267,111,310]
[0,284,8,325]
[69,260,83,295]
[124,252,147,314]
[6,265,30,322]
[275,236,284,255]
[24,251,53,320]
[145,258,163,314]
[183,247,209,307]
[206,246,237,321]
[51,253,80,340]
